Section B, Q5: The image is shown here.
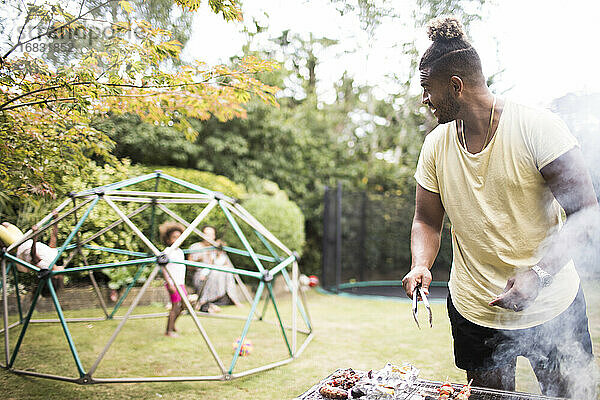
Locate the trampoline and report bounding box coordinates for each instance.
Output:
[320,280,448,301]
[321,185,452,302]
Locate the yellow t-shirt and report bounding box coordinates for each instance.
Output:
[414,99,580,329]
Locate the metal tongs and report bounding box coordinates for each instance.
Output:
[412,283,433,328]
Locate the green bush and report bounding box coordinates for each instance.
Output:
[224,194,305,265]
[93,166,247,289]
[146,166,246,199]
[58,161,152,288]
[2,160,150,288]
[6,163,306,290]
[140,166,246,242]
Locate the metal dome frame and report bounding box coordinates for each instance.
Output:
[0,171,313,384]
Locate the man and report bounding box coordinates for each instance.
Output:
[402,16,598,398]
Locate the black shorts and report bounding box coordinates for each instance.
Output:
[447,286,593,372]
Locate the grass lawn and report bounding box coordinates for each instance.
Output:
[1,280,599,399]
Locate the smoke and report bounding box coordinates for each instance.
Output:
[486,94,600,399]
[552,93,600,279]
[549,93,600,399]
[490,287,599,399]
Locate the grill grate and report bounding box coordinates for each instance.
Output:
[414,380,566,400]
[296,371,566,400]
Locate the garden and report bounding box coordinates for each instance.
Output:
[2,0,600,399]
[3,282,598,399]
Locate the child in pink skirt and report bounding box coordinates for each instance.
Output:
[159,221,186,337]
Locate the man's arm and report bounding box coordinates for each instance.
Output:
[538,147,598,272]
[490,147,598,310]
[402,184,445,298]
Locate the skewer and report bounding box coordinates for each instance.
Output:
[437,377,455,399]
[454,379,473,400]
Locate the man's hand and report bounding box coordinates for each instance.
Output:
[489,270,541,312]
[402,266,432,299]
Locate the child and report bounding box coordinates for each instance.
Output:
[158,221,186,337]
[188,225,218,300]
[193,238,241,313]
[1,211,64,296]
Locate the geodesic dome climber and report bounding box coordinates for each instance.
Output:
[0,171,313,384]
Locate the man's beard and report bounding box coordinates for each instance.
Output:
[435,91,461,124]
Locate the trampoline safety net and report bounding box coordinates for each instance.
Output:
[321,184,452,294]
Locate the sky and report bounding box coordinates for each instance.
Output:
[182,0,600,108]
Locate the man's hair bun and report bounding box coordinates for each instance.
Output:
[426,16,465,42]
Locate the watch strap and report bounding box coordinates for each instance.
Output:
[531,265,553,287]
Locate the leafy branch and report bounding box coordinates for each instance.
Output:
[0,70,269,111]
[2,0,117,63]
[0,0,281,198]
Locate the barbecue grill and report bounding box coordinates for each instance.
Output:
[296,369,566,400]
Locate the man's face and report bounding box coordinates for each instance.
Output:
[420,68,460,124]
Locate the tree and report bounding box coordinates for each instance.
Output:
[0,0,279,200]
[97,3,496,273]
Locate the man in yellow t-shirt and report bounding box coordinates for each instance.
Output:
[402,17,598,399]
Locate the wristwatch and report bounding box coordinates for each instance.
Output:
[531,265,553,287]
